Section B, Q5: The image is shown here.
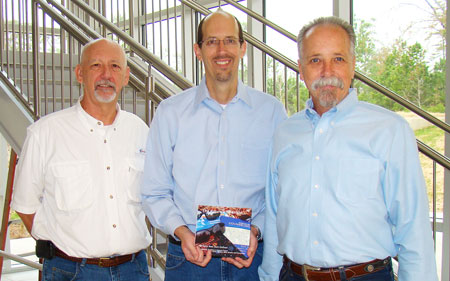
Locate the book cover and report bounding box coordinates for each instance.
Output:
[195,205,252,259]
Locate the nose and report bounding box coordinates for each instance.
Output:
[321,61,333,77]
[216,40,226,52]
[100,65,112,78]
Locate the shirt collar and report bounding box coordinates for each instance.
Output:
[305,88,357,120]
[76,97,122,128]
[194,77,252,108]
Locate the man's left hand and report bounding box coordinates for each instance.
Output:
[222,225,259,268]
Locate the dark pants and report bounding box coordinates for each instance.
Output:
[164,241,263,281]
[42,250,150,281]
[279,261,395,281]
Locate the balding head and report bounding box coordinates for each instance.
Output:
[196,10,244,48]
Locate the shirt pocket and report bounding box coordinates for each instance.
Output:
[240,140,270,178]
[50,161,93,212]
[125,156,145,203]
[336,158,379,204]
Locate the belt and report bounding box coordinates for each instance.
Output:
[283,256,391,281]
[168,235,182,245]
[54,247,139,267]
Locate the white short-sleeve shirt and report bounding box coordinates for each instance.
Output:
[11,100,151,258]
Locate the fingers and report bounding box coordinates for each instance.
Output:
[223,226,259,268]
[183,245,211,267]
[176,228,212,267]
[222,257,245,268]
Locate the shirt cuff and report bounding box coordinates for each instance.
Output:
[166,215,188,238]
[252,213,265,236]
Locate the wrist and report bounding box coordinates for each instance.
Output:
[174,225,191,241]
[251,225,262,241]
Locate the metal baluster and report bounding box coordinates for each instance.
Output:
[43,10,48,115]
[51,18,55,112]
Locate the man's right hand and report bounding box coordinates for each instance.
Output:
[174,225,212,267]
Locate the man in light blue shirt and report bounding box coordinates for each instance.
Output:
[141,10,286,281]
[259,17,438,281]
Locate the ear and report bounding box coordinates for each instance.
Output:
[124,66,130,86]
[239,41,247,59]
[75,64,83,83]
[194,43,203,61]
[298,59,305,81]
[350,56,356,79]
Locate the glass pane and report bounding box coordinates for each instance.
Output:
[265,0,333,61]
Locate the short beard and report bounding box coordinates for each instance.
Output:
[215,72,232,82]
[82,80,117,104]
[311,76,344,108]
[94,90,117,103]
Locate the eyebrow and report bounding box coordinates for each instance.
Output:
[87,59,123,65]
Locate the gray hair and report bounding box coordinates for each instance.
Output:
[297,16,355,61]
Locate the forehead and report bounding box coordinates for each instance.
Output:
[202,13,239,38]
[82,41,125,64]
[303,24,351,55]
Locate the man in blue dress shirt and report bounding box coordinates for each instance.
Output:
[141,10,287,281]
[259,17,438,281]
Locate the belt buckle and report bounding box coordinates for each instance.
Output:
[98,257,110,267]
[302,264,321,281]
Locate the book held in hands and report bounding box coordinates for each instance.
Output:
[195,205,252,259]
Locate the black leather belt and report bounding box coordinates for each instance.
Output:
[168,235,182,245]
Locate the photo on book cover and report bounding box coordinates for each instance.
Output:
[195,205,252,259]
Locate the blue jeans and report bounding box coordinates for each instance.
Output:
[279,260,395,281]
[42,250,150,281]
[164,241,263,281]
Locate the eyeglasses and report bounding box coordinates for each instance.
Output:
[199,37,243,48]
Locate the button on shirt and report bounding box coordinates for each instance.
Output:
[259,89,438,281]
[141,78,287,236]
[11,100,151,258]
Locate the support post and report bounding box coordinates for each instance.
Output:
[0,150,17,275]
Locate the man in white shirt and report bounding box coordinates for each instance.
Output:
[11,38,151,281]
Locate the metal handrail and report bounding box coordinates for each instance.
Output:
[0,71,37,121]
[222,0,296,41]
[418,140,450,170]
[38,0,172,103]
[356,72,450,133]
[0,250,42,271]
[47,0,193,92]
[179,0,298,71]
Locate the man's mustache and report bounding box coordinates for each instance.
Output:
[95,80,116,91]
[311,76,344,91]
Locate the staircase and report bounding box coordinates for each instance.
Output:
[0,0,449,280]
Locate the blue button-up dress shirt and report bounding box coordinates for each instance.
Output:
[259,89,438,281]
[141,78,287,237]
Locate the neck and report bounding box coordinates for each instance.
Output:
[206,78,239,105]
[80,95,118,125]
[313,104,329,117]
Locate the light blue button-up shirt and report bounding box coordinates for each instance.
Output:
[259,89,438,281]
[141,78,287,237]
